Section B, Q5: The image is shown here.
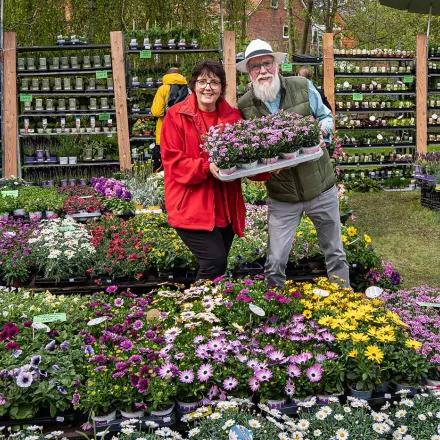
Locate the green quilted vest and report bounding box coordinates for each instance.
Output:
[238,75,335,203]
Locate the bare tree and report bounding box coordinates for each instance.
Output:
[300,0,314,53]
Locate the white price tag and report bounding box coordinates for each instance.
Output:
[365,286,384,299]
[249,304,265,317]
[56,416,65,422]
[87,316,108,326]
[313,289,329,297]
[384,393,391,399]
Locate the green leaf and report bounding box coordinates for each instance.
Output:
[50,402,57,417]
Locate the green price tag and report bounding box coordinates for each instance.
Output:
[95,70,108,79]
[1,190,19,198]
[403,75,414,83]
[140,50,152,59]
[33,313,67,323]
[352,93,363,101]
[417,302,440,308]
[98,112,111,121]
[57,226,76,232]
[20,94,33,102]
[281,63,293,72]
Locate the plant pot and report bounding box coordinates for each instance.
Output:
[45,211,58,219]
[95,128,101,133]
[260,156,279,165]
[24,157,35,163]
[84,148,93,161]
[46,180,55,187]
[13,209,26,216]
[280,150,300,160]
[91,409,117,424]
[97,148,104,160]
[349,386,373,400]
[80,179,88,186]
[302,145,321,155]
[149,403,175,418]
[316,394,341,404]
[238,160,258,170]
[59,157,69,165]
[176,399,201,413]
[69,179,77,187]
[29,212,43,221]
[133,131,141,136]
[61,180,68,187]
[374,382,389,393]
[120,409,145,419]
[426,378,440,387]
[266,398,286,409]
[218,165,237,176]
[393,383,418,397]
[291,395,313,405]
[69,157,77,165]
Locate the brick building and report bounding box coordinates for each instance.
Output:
[246,0,306,52]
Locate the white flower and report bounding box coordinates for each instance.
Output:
[373,423,385,434]
[210,413,222,420]
[436,412,440,419]
[229,432,239,440]
[313,430,322,437]
[395,410,407,418]
[343,406,352,413]
[50,432,64,437]
[431,435,440,440]
[418,414,427,421]
[316,411,327,420]
[297,419,310,431]
[278,433,291,440]
[120,428,134,435]
[222,419,235,429]
[334,414,344,421]
[187,428,200,438]
[396,426,408,434]
[402,436,415,440]
[248,419,261,428]
[393,433,402,439]
[320,406,332,415]
[335,428,349,439]
[400,399,414,408]
[290,431,304,439]
[145,421,159,428]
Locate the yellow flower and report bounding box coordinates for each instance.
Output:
[318,315,334,326]
[303,310,312,319]
[336,332,350,341]
[405,339,422,350]
[351,333,370,343]
[364,345,384,363]
[348,349,358,358]
[311,229,316,234]
[376,333,396,343]
[364,234,372,244]
[341,235,349,245]
[346,227,357,237]
[296,231,303,237]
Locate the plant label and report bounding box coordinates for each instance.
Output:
[20,94,33,102]
[249,304,265,317]
[33,313,66,323]
[87,316,108,326]
[31,322,50,332]
[416,302,440,308]
[384,393,391,399]
[57,226,76,232]
[352,93,363,101]
[99,112,111,121]
[56,416,64,422]
[140,50,152,59]
[313,289,329,297]
[403,75,414,83]
[1,190,19,198]
[95,70,108,79]
[229,425,253,440]
[281,63,293,72]
[365,286,383,299]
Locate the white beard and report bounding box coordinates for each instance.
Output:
[252,73,281,102]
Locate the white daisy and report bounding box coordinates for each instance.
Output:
[393,433,402,440]
[187,428,200,438]
[316,411,327,420]
[314,430,322,437]
[395,410,407,418]
[397,426,408,434]
[210,412,222,420]
[248,419,261,428]
[278,433,290,440]
[297,419,310,431]
[418,414,427,421]
[335,428,349,439]
[334,414,344,421]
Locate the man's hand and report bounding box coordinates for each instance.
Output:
[319,139,326,150]
[209,162,220,179]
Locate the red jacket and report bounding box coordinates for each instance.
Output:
[161,93,246,236]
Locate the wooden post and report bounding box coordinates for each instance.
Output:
[323,33,335,118]
[3,33,18,178]
[416,34,427,153]
[224,31,236,107]
[110,31,131,170]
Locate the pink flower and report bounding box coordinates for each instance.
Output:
[248,376,260,392]
[306,363,323,383]
[197,363,213,382]
[223,376,238,391]
[179,370,194,384]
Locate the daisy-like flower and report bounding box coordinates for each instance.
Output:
[145,421,159,428]
[187,427,200,438]
[210,412,222,420]
[313,430,322,437]
[121,428,134,435]
[287,364,301,378]
[197,363,213,382]
[418,414,427,421]
[285,379,295,396]
[343,406,352,413]
[268,350,286,363]
[373,423,385,434]
[249,376,260,392]
[400,399,414,408]
[179,370,194,384]
[395,409,407,418]
[193,335,204,344]
[430,435,440,440]
[364,345,384,364]
[297,419,310,431]
[223,376,238,391]
[157,362,175,379]
[396,426,408,434]
[393,433,403,440]
[290,431,304,440]
[223,419,235,429]
[335,428,349,439]
[306,363,323,382]
[248,419,261,428]
[278,433,290,440]
[335,414,344,421]
[255,369,273,382]
[316,411,327,420]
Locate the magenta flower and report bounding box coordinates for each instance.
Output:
[223,376,238,391]
[197,363,213,382]
[179,370,194,384]
[287,364,301,378]
[255,369,272,382]
[248,376,260,392]
[133,320,143,330]
[137,378,150,393]
[158,362,176,379]
[268,350,286,363]
[321,332,335,342]
[114,298,124,307]
[120,340,134,351]
[285,379,295,396]
[72,393,80,405]
[306,363,323,383]
[106,285,118,293]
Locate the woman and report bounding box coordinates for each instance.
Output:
[160,60,245,281]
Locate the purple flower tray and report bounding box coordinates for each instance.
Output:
[218,148,323,182]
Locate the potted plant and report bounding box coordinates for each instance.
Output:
[62,195,104,215]
[24,196,44,220]
[132,119,145,136]
[23,143,36,163]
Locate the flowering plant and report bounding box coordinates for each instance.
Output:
[63,196,105,214]
[91,177,132,201]
[57,185,96,197]
[31,219,96,281]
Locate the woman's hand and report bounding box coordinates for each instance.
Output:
[209,162,220,179]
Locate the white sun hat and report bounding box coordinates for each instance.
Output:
[236,39,287,73]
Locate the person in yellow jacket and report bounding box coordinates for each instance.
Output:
[151,68,188,146]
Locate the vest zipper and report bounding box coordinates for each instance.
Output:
[177,188,189,211]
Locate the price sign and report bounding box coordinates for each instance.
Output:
[98,112,111,121]
[57,226,76,232]
[140,50,152,59]
[20,94,33,102]
[33,313,67,323]
[281,63,293,72]
[403,75,414,83]
[352,93,363,101]
[417,302,440,308]
[95,70,108,79]
[1,190,18,198]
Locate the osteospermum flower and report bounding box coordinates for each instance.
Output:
[285,379,295,396]
[255,369,273,382]
[197,363,213,382]
[249,376,260,392]
[179,370,194,384]
[223,377,238,391]
[158,363,175,379]
[287,364,301,378]
[306,363,323,382]
[364,345,384,363]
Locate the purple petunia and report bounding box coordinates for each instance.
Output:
[45,340,56,351]
[30,355,41,368]
[16,371,33,388]
[60,341,70,351]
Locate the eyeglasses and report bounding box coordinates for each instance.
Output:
[249,60,275,74]
[196,79,222,90]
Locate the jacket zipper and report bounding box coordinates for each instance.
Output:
[177,188,189,211]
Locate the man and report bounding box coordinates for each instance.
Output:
[237,39,350,288]
[298,65,333,112]
[151,67,188,169]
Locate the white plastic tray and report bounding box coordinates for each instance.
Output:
[218,148,323,181]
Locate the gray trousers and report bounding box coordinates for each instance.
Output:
[265,185,350,288]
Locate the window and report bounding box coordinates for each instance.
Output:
[271,0,278,8]
[283,25,289,39]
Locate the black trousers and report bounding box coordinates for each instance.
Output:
[175,224,235,281]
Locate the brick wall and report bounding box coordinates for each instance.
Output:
[247,0,304,52]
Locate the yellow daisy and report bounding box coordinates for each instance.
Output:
[364,345,384,364]
[348,349,358,358]
[364,234,372,244]
[303,310,312,319]
[346,226,357,237]
[336,332,350,341]
[351,333,370,343]
[405,339,422,350]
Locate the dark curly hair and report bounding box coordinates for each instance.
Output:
[188,60,227,98]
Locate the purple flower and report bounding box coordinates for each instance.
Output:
[321,332,335,342]
[306,363,323,383]
[106,285,118,293]
[45,340,56,351]
[223,376,238,391]
[158,362,176,379]
[197,363,213,382]
[285,379,295,396]
[287,364,301,378]
[193,335,204,344]
[255,369,272,382]
[84,345,94,355]
[268,350,286,363]
[60,341,70,351]
[114,298,124,307]
[16,371,33,388]
[72,393,80,405]
[137,378,150,393]
[242,279,254,286]
[57,386,67,395]
[120,340,134,351]
[52,365,61,371]
[179,370,194,384]
[133,320,143,331]
[248,376,260,392]
[129,355,142,364]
